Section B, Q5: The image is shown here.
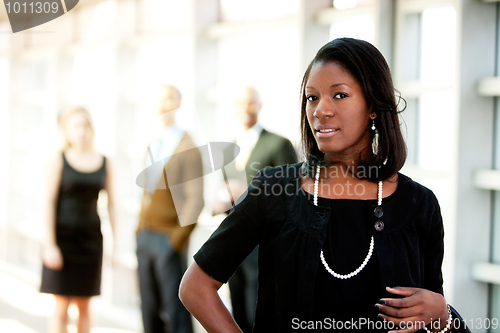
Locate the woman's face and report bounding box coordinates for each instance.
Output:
[305,61,373,161]
[65,112,93,149]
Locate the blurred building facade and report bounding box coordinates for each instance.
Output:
[0,0,499,331]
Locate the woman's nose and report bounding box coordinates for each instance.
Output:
[314,99,335,118]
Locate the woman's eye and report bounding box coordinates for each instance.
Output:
[306,95,318,102]
[334,93,348,99]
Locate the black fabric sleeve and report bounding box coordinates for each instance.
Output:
[194,170,267,283]
[423,192,445,295]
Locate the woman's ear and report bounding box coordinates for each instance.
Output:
[370,110,376,119]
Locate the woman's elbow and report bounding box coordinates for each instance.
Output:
[179,262,222,309]
[179,262,204,308]
[178,271,191,306]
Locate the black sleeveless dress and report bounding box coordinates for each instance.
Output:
[40,153,106,296]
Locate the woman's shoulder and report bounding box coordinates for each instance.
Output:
[395,172,441,215]
[45,151,64,171]
[398,173,438,199]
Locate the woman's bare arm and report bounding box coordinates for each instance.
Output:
[179,262,242,333]
[104,158,117,264]
[104,158,116,239]
[42,153,63,270]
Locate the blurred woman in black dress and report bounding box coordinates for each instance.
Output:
[40,106,116,333]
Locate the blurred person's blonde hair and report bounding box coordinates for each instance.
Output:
[58,106,95,151]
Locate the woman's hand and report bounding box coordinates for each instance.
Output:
[42,244,63,270]
[376,286,449,333]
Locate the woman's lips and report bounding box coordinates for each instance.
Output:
[316,128,339,138]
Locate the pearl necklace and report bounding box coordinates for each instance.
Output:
[314,165,382,279]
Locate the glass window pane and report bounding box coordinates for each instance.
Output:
[77,0,118,42]
[400,13,421,82]
[0,23,10,52]
[141,0,191,32]
[215,28,299,142]
[400,98,419,165]
[12,105,46,150]
[134,37,195,141]
[220,0,299,22]
[417,92,454,170]
[21,59,46,94]
[329,14,375,44]
[0,58,9,207]
[491,185,500,316]
[72,47,116,153]
[333,0,374,10]
[420,7,456,86]
[116,0,137,38]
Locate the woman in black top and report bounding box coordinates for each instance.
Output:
[180,38,463,332]
[40,107,116,333]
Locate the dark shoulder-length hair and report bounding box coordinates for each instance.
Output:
[300,37,407,182]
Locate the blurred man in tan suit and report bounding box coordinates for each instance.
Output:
[136,85,204,333]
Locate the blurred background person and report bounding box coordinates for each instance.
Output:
[229,86,298,185]
[217,86,297,332]
[40,106,116,333]
[136,85,204,333]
